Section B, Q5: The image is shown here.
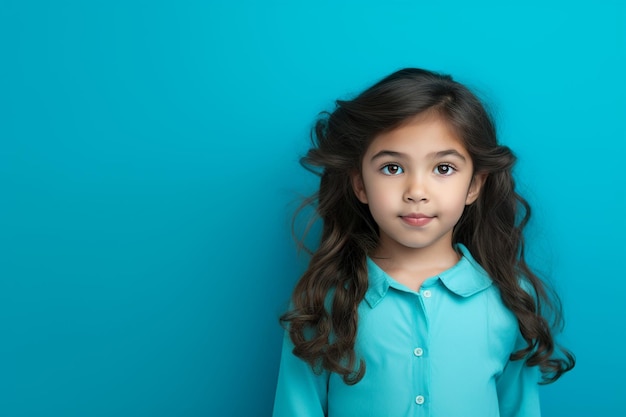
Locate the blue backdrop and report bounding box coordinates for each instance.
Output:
[1,1,624,416]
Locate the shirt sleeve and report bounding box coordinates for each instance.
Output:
[272,330,329,417]
[495,343,542,417]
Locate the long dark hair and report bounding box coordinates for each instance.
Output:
[280,68,575,385]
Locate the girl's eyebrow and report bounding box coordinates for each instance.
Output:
[430,149,467,162]
[370,149,467,162]
[370,150,406,161]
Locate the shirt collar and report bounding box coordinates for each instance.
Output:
[364,244,493,308]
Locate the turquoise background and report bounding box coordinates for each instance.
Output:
[1,1,624,416]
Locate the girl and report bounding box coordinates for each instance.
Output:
[273,68,574,417]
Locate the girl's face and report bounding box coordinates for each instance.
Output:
[351,113,484,259]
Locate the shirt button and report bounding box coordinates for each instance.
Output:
[413,347,423,357]
[422,290,432,298]
[415,395,425,405]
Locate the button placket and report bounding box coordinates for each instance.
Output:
[411,288,430,412]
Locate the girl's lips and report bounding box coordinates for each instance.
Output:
[401,215,433,227]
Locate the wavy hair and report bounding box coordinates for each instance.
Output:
[280,68,575,385]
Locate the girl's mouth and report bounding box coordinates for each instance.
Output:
[401,214,433,227]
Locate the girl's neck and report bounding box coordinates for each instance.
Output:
[370,239,460,291]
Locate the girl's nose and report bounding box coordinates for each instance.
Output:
[403,175,428,202]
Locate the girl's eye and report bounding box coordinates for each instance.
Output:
[381,164,404,175]
[435,164,455,176]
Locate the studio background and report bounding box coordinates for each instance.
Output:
[1,1,624,416]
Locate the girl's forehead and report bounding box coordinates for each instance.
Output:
[366,114,468,156]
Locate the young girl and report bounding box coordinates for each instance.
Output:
[273,68,574,417]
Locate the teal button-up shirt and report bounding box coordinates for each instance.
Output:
[273,244,541,417]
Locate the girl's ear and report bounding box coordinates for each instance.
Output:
[465,172,487,205]
[351,171,368,204]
